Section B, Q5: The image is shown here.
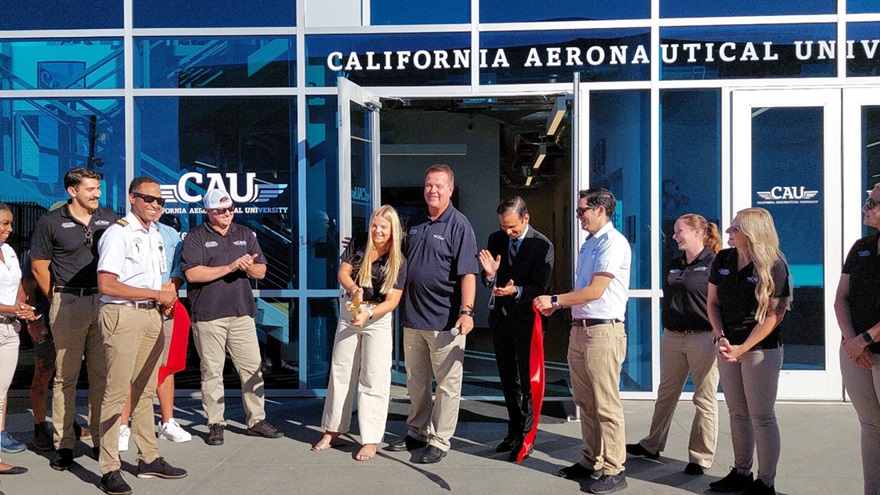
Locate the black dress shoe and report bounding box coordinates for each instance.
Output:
[557,462,601,479]
[625,442,660,460]
[416,445,447,464]
[50,448,74,471]
[684,462,705,475]
[384,435,427,452]
[507,444,532,462]
[496,434,523,453]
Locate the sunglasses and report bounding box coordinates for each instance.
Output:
[210,206,235,215]
[866,197,880,210]
[131,192,166,207]
[83,225,93,248]
[576,206,596,216]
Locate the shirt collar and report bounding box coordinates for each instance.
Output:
[123,211,154,233]
[203,220,238,236]
[589,221,615,239]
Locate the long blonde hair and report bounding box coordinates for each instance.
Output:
[357,205,404,294]
[677,213,722,254]
[734,207,788,323]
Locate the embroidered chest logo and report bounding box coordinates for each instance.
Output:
[433,234,446,241]
[694,266,708,271]
[61,222,76,228]
[233,240,247,246]
[95,220,110,226]
[205,241,219,248]
[718,268,730,275]
[669,269,681,274]
[859,250,871,257]
[746,276,758,283]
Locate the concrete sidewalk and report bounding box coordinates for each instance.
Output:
[0,394,862,495]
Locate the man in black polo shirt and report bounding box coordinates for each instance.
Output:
[181,189,282,446]
[384,164,479,464]
[30,167,117,470]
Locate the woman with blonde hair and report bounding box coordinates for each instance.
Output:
[707,208,791,495]
[312,205,407,461]
[627,214,722,475]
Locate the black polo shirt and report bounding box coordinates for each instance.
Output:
[29,202,117,288]
[341,233,407,302]
[842,232,880,354]
[181,221,265,322]
[662,247,715,332]
[402,205,479,331]
[708,248,790,348]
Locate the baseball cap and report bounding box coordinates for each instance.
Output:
[204,189,233,209]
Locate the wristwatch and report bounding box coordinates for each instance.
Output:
[367,308,374,320]
[551,295,560,308]
[863,331,873,345]
[460,309,475,317]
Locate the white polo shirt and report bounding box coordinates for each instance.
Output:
[571,221,631,321]
[0,243,21,314]
[97,212,166,305]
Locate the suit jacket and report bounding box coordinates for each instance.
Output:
[481,226,554,330]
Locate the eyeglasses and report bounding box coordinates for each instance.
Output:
[131,192,166,207]
[210,206,235,215]
[83,225,93,248]
[576,206,596,216]
[866,197,880,210]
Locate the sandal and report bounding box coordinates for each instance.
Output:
[355,444,377,461]
[311,432,343,451]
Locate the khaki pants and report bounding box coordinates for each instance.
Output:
[639,329,718,468]
[192,316,265,428]
[321,308,393,444]
[403,327,465,452]
[0,321,20,465]
[98,304,163,473]
[568,321,627,476]
[49,291,106,450]
[840,346,880,495]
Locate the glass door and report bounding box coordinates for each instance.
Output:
[730,89,842,400]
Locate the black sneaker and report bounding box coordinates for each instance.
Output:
[590,473,628,494]
[744,479,776,495]
[557,462,602,480]
[49,448,74,471]
[625,443,660,460]
[685,462,706,475]
[246,420,283,439]
[206,424,224,446]
[100,470,132,495]
[137,457,188,479]
[709,468,754,492]
[32,422,53,451]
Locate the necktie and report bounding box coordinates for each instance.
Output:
[510,238,520,262]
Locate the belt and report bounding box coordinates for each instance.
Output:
[571,318,621,327]
[0,316,15,324]
[54,286,99,296]
[114,301,158,310]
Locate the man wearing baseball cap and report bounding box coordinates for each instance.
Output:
[181,189,282,446]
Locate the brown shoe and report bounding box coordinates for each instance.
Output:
[246,420,283,439]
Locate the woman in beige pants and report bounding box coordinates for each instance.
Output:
[312,205,407,461]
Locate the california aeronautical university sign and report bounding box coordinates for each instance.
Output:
[756,186,819,205]
[159,172,289,214]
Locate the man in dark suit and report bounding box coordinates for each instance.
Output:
[479,197,554,461]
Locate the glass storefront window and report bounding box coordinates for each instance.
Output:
[371,0,469,25]
[660,24,837,80]
[0,98,126,251]
[590,90,651,290]
[661,0,835,17]
[847,24,880,78]
[482,0,649,23]
[134,37,295,89]
[133,96,297,288]
[305,33,471,87]
[848,0,880,13]
[0,0,122,30]
[480,29,650,85]
[306,96,341,291]
[660,89,722,270]
[0,39,124,90]
[860,106,880,237]
[623,298,652,392]
[307,297,340,389]
[133,0,295,28]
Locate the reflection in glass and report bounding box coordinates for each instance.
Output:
[662,0,834,17]
[135,37,295,88]
[847,24,880,77]
[134,0,295,28]
[307,297,340,389]
[861,107,880,238]
[133,96,296,289]
[590,90,651,290]
[751,107,824,370]
[660,24,836,80]
[482,0,648,23]
[480,30,650,85]
[349,101,372,233]
[0,39,124,90]
[372,0,469,25]
[306,96,341,291]
[257,298,298,388]
[0,0,122,30]
[623,298,652,392]
[849,0,880,13]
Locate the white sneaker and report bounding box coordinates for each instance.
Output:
[157,419,192,443]
[118,424,131,452]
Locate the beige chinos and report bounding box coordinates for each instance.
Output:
[192,315,265,428]
[0,321,19,465]
[840,346,880,495]
[321,308,393,444]
[98,304,163,473]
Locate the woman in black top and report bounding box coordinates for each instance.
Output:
[312,205,407,461]
[707,207,790,495]
[836,184,880,495]
[627,214,721,475]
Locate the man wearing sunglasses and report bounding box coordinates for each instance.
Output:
[534,188,632,495]
[95,176,187,495]
[30,167,117,469]
[181,188,282,446]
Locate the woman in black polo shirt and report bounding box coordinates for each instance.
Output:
[627,214,721,475]
[836,184,880,495]
[707,207,790,495]
[312,205,407,462]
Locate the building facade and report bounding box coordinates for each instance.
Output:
[3,0,879,400]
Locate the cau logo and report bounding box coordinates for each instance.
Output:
[159,172,287,204]
[756,186,819,203]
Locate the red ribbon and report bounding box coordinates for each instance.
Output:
[515,303,546,462]
[157,300,190,385]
